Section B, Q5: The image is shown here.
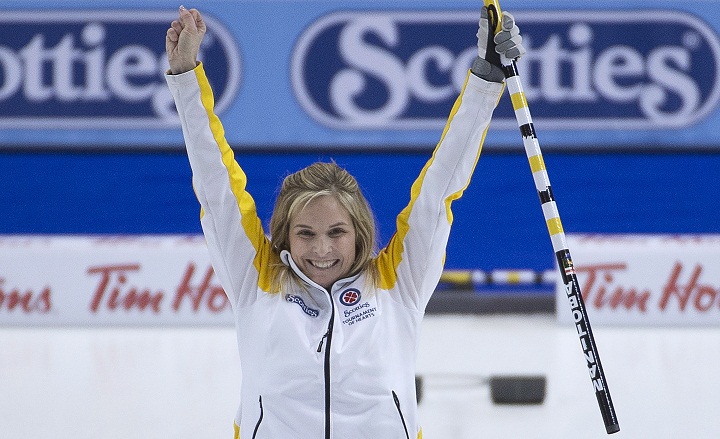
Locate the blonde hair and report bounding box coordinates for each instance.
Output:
[269,161,378,290]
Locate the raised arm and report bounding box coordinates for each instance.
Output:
[165,7,277,309]
[376,7,525,310]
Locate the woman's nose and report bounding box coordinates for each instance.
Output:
[313,236,331,255]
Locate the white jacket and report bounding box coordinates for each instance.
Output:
[166,64,503,439]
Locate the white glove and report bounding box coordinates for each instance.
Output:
[495,12,525,61]
[471,6,525,82]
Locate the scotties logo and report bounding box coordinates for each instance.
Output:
[291,10,720,130]
[0,11,241,128]
[286,294,319,318]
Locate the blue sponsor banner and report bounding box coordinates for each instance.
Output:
[1,0,720,150]
[0,10,238,126]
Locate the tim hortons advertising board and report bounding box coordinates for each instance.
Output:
[0,235,233,326]
[556,234,720,326]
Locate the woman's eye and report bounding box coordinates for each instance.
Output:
[329,228,346,237]
[297,230,314,237]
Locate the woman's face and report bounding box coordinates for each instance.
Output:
[289,195,357,290]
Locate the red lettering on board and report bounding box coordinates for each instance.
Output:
[172,263,229,313]
[0,278,52,313]
[576,264,651,312]
[659,262,720,312]
[87,264,164,313]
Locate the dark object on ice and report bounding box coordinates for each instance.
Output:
[489,375,546,405]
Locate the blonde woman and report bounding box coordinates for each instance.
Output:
[166,6,524,438]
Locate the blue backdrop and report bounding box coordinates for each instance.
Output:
[3,151,719,271]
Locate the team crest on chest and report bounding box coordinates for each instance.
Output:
[339,288,379,326]
[339,288,361,306]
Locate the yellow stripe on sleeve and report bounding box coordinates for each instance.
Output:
[375,71,473,290]
[195,65,278,292]
[375,70,490,290]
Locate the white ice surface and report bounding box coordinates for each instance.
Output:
[1,314,717,438]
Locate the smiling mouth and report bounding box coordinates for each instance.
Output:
[309,260,338,269]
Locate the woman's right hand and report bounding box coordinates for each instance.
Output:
[166,6,206,74]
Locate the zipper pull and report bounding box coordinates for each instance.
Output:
[317,330,329,352]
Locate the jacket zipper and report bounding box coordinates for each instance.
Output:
[316,330,329,352]
[251,395,264,439]
[320,290,335,439]
[392,391,410,439]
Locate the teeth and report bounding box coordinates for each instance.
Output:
[311,260,336,269]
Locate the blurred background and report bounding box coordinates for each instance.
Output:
[1,0,719,437]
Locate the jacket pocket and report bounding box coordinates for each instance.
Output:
[251,396,264,439]
[392,391,410,439]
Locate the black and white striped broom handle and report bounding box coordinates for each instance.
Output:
[482,0,620,433]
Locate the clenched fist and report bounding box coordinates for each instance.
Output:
[166,6,206,74]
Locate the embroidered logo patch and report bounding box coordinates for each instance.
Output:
[339,288,361,306]
[285,294,319,317]
[340,290,378,326]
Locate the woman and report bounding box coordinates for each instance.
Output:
[165,6,524,438]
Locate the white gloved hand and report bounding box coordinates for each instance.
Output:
[495,12,526,61]
[471,6,525,83]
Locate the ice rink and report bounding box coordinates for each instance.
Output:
[1,313,717,438]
